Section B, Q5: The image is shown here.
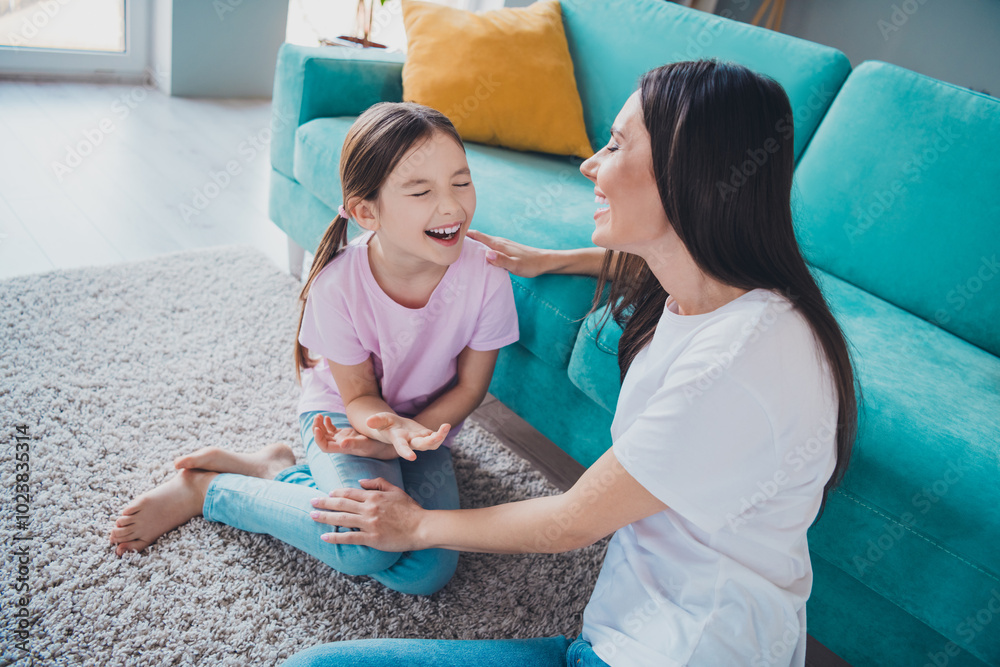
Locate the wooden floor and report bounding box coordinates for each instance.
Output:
[0,80,286,279]
[0,79,849,666]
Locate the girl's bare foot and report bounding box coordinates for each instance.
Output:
[108,469,217,557]
[173,442,296,479]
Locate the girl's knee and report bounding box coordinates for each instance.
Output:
[279,642,341,667]
[391,549,458,596]
[320,538,400,576]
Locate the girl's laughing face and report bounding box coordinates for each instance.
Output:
[355,130,476,268]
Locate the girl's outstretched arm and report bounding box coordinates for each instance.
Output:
[410,345,498,436]
[328,356,449,460]
[309,447,667,554]
[466,229,613,278]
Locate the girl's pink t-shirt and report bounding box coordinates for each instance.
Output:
[297,230,519,446]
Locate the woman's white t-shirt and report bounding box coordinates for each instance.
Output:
[582,288,838,667]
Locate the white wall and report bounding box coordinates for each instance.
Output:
[284,0,502,53]
[714,0,1000,97]
[503,0,999,97]
[150,0,172,93]
[150,0,289,98]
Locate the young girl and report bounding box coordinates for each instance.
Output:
[108,102,519,597]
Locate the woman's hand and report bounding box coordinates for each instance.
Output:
[311,449,667,556]
[467,229,609,278]
[366,412,450,461]
[310,477,426,551]
[466,229,555,278]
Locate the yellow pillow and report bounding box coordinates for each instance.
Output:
[401,0,594,160]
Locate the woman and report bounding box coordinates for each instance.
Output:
[283,60,857,667]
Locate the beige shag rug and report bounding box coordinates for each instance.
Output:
[0,246,606,667]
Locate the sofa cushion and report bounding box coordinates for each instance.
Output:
[400,0,593,159]
[809,268,1000,664]
[560,0,851,159]
[793,61,1000,357]
[271,45,405,180]
[491,342,614,468]
[293,116,602,368]
[568,306,622,414]
[293,117,354,213]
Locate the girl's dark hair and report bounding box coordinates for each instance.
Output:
[590,60,858,521]
[294,102,464,383]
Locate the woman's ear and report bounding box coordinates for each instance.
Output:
[351,199,379,232]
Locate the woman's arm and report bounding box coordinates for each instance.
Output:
[410,346,498,434]
[309,447,668,554]
[466,229,612,278]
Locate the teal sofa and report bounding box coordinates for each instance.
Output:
[267,1,1000,664]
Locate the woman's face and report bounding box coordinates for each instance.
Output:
[581,92,673,258]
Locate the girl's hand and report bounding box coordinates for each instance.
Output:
[366,413,451,461]
[310,477,426,551]
[312,415,399,460]
[466,229,554,278]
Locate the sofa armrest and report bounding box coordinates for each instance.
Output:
[271,43,406,179]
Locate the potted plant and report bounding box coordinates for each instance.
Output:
[323,0,391,49]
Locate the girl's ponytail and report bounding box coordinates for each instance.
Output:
[291,101,464,385]
[293,213,349,384]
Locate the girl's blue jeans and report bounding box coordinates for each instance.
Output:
[279,634,609,666]
[202,410,460,596]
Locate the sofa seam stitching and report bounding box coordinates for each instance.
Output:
[511,280,575,324]
[582,309,619,356]
[594,337,616,355]
[809,548,992,663]
[866,60,1000,107]
[840,490,1000,583]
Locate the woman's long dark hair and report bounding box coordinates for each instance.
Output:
[591,61,858,522]
[293,102,464,384]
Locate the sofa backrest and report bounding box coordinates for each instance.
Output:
[559,0,850,161]
[793,61,1000,356]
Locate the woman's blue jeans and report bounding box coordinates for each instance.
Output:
[279,634,609,666]
[201,410,460,596]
